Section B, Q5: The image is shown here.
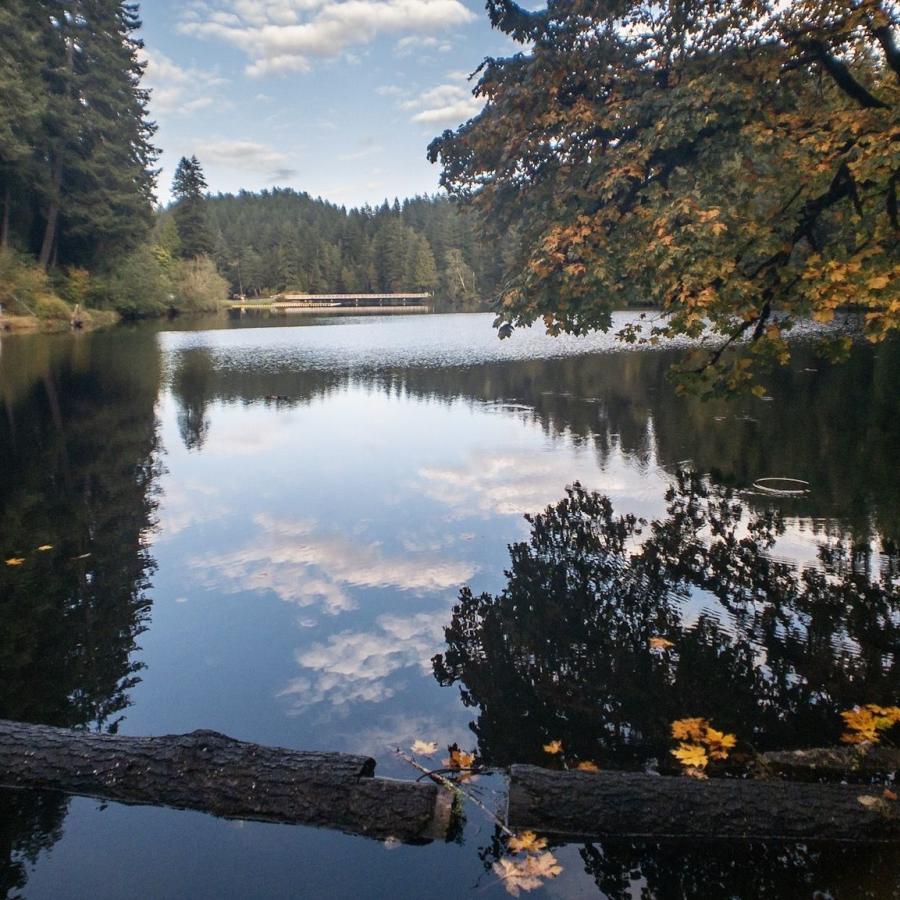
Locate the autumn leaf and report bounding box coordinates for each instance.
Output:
[841,705,900,744]
[542,740,563,755]
[443,744,476,770]
[576,761,600,772]
[4,558,25,567]
[507,831,547,854]
[671,742,708,769]
[671,718,707,742]
[410,740,438,756]
[705,728,737,760]
[883,789,897,802]
[36,545,53,552]
[493,852,562,896]
[649,636,674,650]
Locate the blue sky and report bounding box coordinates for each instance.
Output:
[137,0,519,207]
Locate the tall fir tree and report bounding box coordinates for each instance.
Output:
[172,155,212,259]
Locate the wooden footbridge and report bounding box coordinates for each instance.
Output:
[228,292,432,315]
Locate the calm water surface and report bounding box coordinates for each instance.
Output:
[0,313,897,898]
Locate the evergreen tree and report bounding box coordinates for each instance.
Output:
[172,155,212,259]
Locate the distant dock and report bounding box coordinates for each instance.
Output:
[228,292,432,316]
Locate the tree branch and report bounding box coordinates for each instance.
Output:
[804,39,890,109]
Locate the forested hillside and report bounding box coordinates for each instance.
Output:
[205,191,505,309]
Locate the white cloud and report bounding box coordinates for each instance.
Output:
[200,139,299,181]
[190,513,476,616]
[139,47,227,117]
[178,0,475,77]
[279,609,448,709]
[401,82,483,125]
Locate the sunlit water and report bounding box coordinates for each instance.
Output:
[0,313,897,898]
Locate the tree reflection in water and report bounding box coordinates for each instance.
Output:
[435,474,899,895]
[0,333,161,895]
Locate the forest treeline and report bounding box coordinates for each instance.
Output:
[201,190,503,308]
[0,2,494,325]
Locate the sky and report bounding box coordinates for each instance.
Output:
[137,0,521,207]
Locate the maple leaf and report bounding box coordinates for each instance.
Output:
[576,761,600,772]
[443,744,475,770]
[649,636,674,650]
[542,740,563,755]
[841,705,900,744]
[493,852,562,896]
[507,831,547,854]
[671,742,708,769]
[4,558,25,567]
[410,740,438,756]
[705,728,737,760]
[671,718,707,742]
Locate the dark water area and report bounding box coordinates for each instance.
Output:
[0,313,897,898]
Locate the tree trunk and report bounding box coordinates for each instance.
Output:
[0,185,10,249]
[38,155,63,271]
[507,765,900,842]
[0,720,449,843]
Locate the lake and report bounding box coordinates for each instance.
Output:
[0,312,897,898]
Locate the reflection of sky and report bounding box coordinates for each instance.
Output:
[130,317,889,762]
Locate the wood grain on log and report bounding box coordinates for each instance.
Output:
[0,720,449,843]
[508,765,900,842]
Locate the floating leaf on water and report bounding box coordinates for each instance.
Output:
[443,744,475,770]
[493,851,562,896]
[72,553,92,560]
[841,705,900,745]
[542,740,563,755]
[576,761,600,772]
[36,545,53,552]
[507,831,547,854]
[671,718,707,742]
[671,742,708,769]
[4,558,25,567]
[857,795,882,810]
[410,740,438,756]
[884,788,897,801]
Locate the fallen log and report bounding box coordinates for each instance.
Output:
[0,720,450,843]
[755,745,900,779]
[507,765,900,842]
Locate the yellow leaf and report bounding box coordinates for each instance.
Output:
[4,558,25,567]
[671,718,707,742]
[411,740,438,756]
[508,831,548,854]
[671,743,708,769]
[36,545,53,552]
[649,636,674,650]
[542,740,563,755]
[444,746,476,770]
[867,275,890,289]
[857,795,882,810]
[493,852,562,896]
[576,761,600,772]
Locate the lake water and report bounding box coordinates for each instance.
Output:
[0,312,897,898]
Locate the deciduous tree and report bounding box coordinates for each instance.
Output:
[429,0,900,394]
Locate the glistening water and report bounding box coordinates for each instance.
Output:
[0,313,897,898]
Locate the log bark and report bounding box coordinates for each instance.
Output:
[756,745,900,779]
[508,765,900,842]
[0,720,449,843]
